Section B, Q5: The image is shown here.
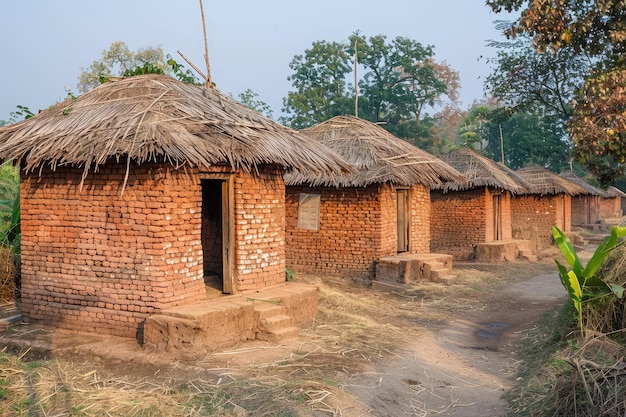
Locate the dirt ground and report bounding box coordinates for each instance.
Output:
[0,248,579,416]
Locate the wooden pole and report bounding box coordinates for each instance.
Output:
[354,38,358,118]
[199,0,212,87]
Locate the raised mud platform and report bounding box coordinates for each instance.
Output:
[143,282,317,356]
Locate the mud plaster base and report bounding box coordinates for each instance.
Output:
[142,282,317,357]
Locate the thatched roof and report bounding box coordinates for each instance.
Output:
[0,74,352,177]
[516,165,589,196]
[604,186,626,198]
[559,171,604,196]
[284,115,465,187]
[433,148,530,194]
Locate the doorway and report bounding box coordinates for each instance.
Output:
[200,175,234,295]
[492,194,502,241]
[397,189,410,253]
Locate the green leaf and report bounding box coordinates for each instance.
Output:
[552,226,582,276]
[609,283,625,299]
[582,226,626,279]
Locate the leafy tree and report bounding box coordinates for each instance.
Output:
[281,34,459,149]
[280,40,354,129]
[485,22,592,121]
[78,41,169,92]
[487,0,626,184]
[428,105,466,155]
[458,105,492,151]
[237,89,273,119]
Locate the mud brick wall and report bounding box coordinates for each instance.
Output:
[20,163,206,338]
[409,184,431,253]
[285,183,431,279]
[599,196,622,219]
[233,169,286,291]
[286,185,385,279]
[484,189,513,242]
[430,188,488,260]
[511,194,571,251]
[571,195,600,225]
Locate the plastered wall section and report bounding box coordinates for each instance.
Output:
[20,163,206,338]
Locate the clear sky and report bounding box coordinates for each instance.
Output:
[1,1,512,122]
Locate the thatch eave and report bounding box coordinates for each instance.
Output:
[0,75,353,177]
[516,165,588,196]
[284,115,465,188]
[432,148,531,194]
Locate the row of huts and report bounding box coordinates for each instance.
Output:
[0,75,622,349]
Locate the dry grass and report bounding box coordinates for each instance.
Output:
[0,246,15,304]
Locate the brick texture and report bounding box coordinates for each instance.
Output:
[430,188,513,260]
[285,183,430,279]
[511,194,571,251]
[20,162,287,338]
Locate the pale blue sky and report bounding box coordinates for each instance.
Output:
[1,1,512,122]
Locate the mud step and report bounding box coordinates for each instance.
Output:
[257,326,299,342]
[253,302,287,319]
[429,268,453,282]
[262,314,293,331]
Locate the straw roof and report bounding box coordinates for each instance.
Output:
[0,75,352,177]
[433,148,530,194]
[516,165,589,196]
[604,186,626,198]
[559,171,604,196]
[284,115,465,187]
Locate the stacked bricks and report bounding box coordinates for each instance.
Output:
[20,162,207,338]
[571,195,600,225]
[431,188,488,259]
[409,184,431,253]
[285,183,432,280]
[232,168,286,291]
[599,195,622,219]
[511,194,571,251]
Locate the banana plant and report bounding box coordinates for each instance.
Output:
[552,225,626,335]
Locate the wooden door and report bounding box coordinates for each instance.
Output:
[397,189,409,253]
[493,194,502,241]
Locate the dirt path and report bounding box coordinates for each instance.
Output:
[343,266,567,416]
[0,259,571,416]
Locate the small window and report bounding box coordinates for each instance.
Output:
[298,193,321,231]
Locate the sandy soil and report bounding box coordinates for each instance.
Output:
[0,253,576,416]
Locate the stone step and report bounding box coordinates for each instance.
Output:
[257,326,299,342]
[423,262,451,281]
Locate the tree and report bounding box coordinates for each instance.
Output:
[280,40,354,129]
[281,34,460,149]
[237,89,274,119]
[487,0,626,184]
[485,22,592,121]
[77,41,170,93]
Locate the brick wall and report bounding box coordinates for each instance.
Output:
[409,184,431,253]
[285,183,432,280]
[20,163,206,338]
[599,196,622,219]
[233,169,286,291]
[511,194,571,250]
[430,188,488,259]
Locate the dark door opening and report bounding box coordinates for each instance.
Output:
[201,176,234,295]
[201,180,224,293]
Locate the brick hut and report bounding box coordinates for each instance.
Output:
[513,165,588,251]
[431,148,533,261]
[559,171,603,227]
[284,115,464,283]
[599,186,625,220]
[0,75,351,346]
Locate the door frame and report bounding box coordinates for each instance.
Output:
[199,173,235,294]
